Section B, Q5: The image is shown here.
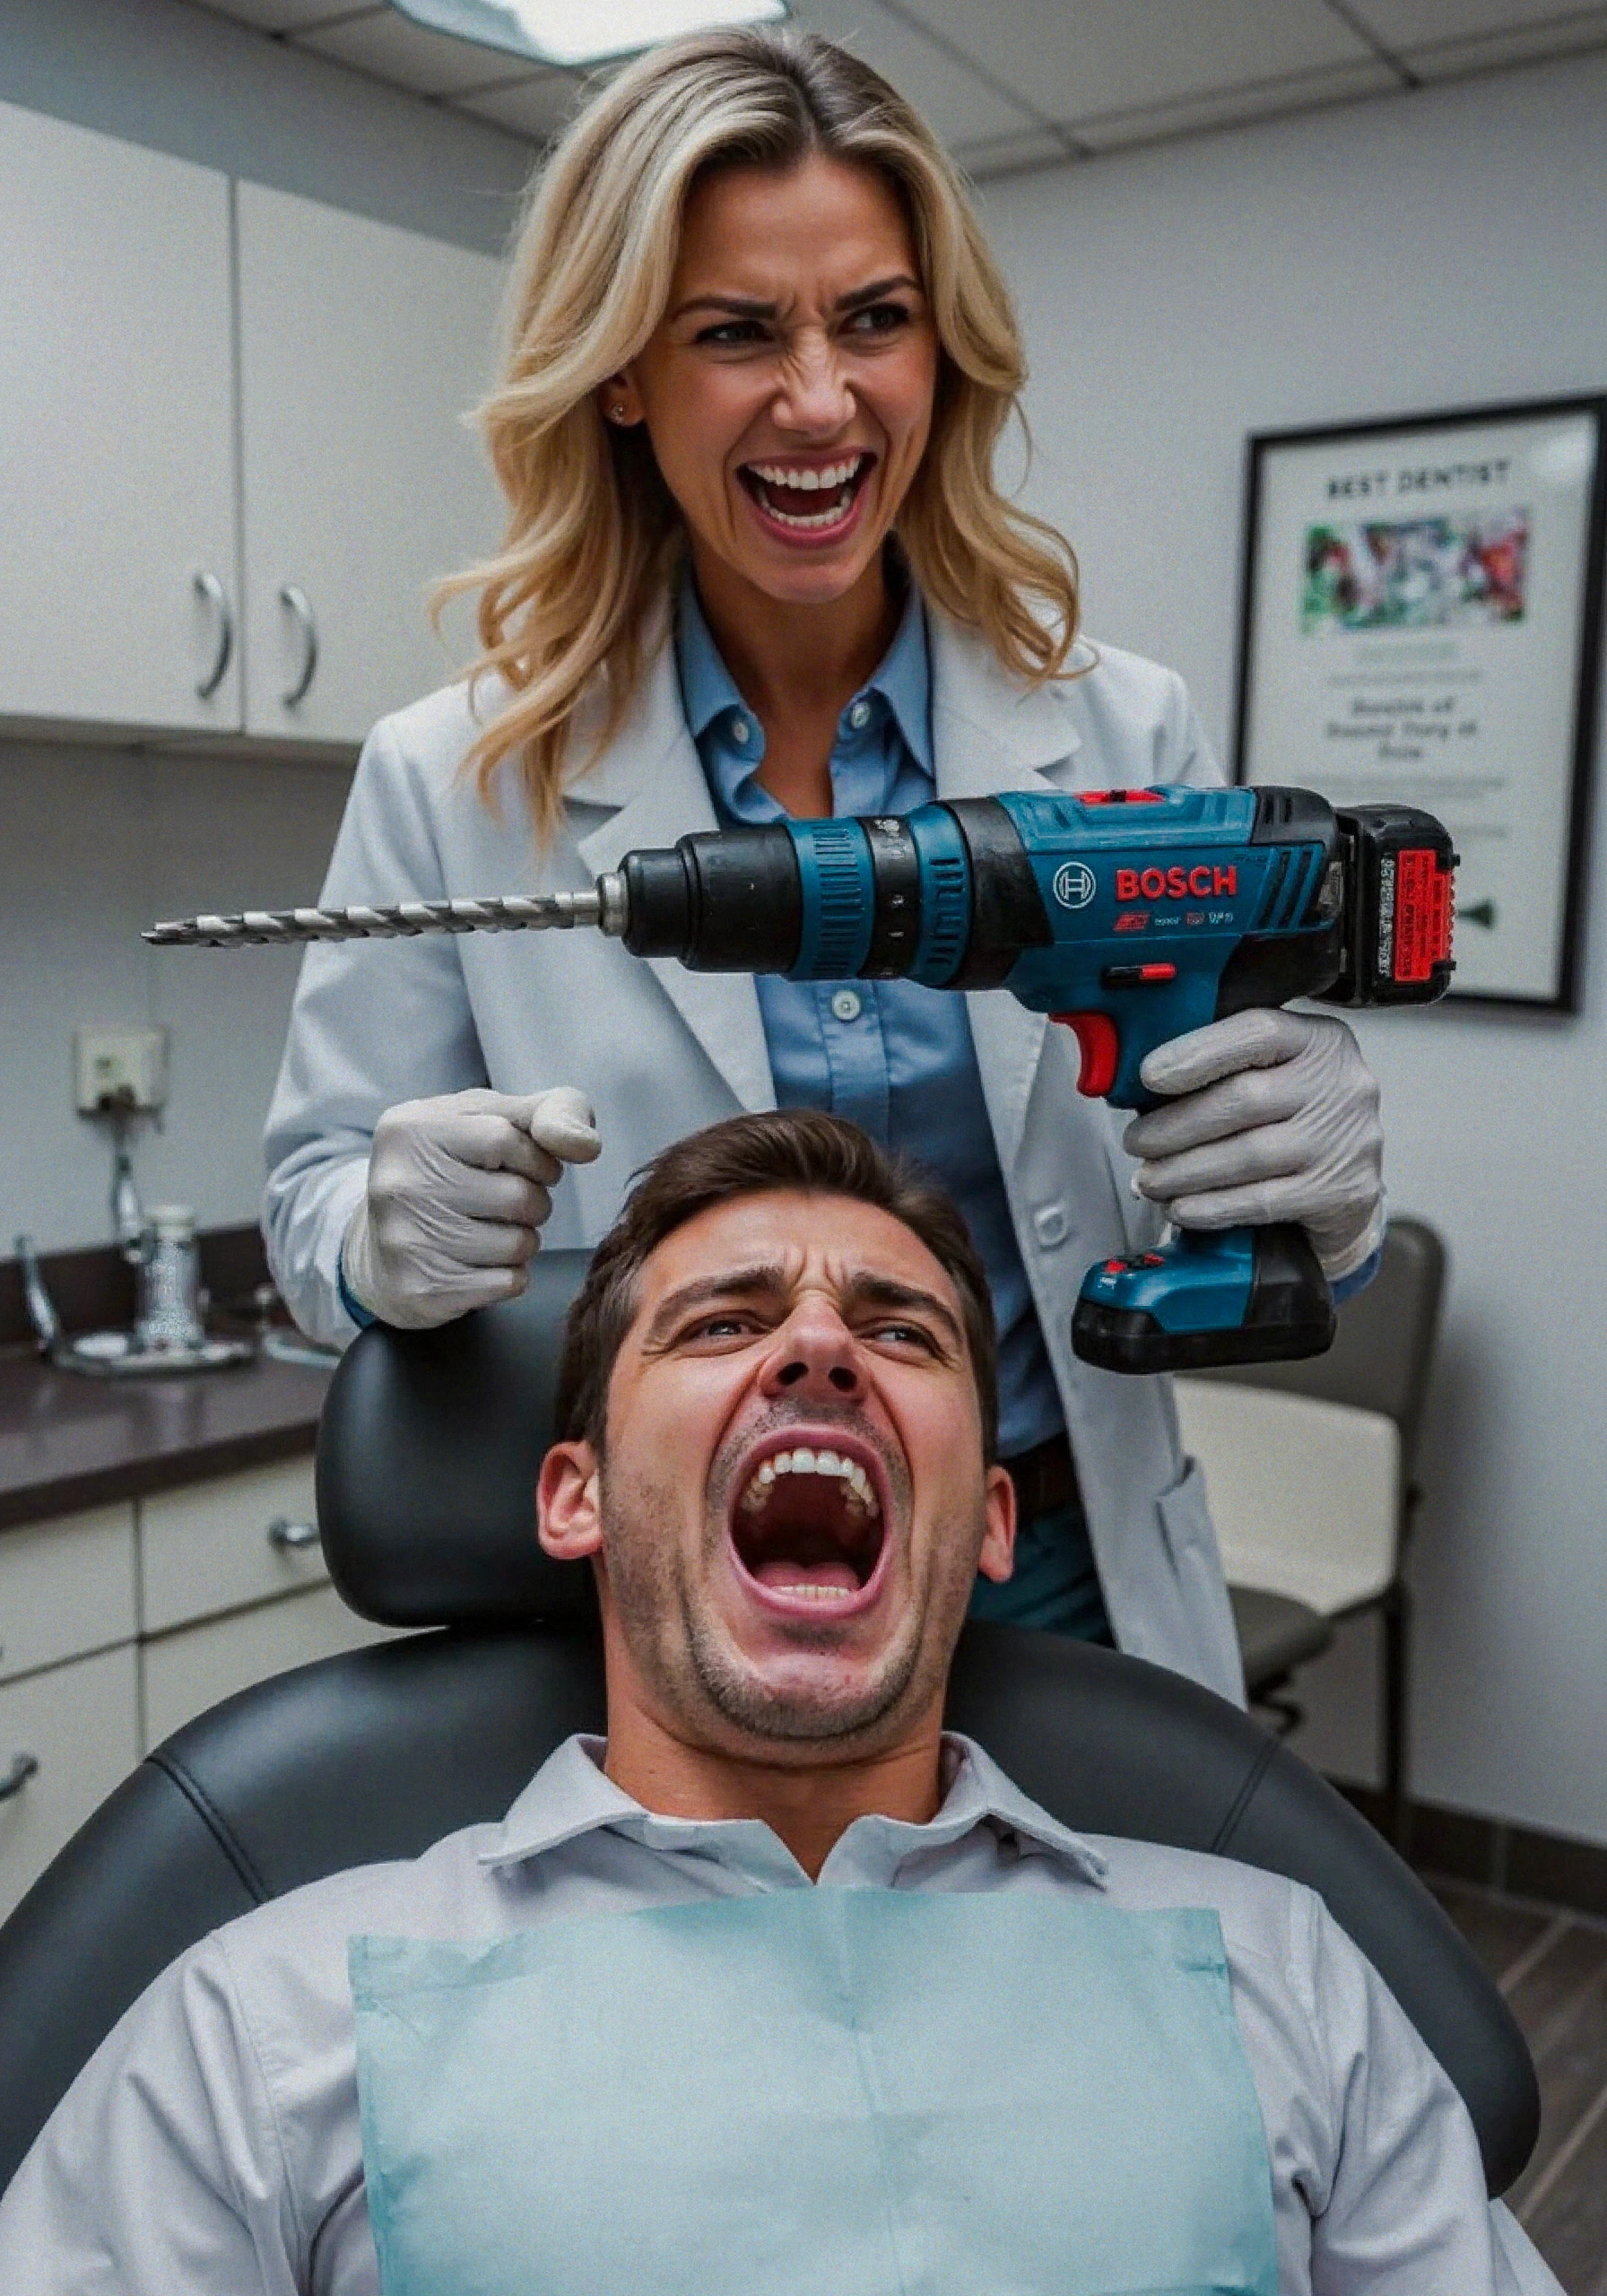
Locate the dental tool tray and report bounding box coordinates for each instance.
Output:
[52,1329,255,1378]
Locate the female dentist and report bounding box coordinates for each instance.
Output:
[264,28,1385,1702]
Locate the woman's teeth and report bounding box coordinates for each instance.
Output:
[737,1447,879,1518]
[744,456,868,529]
[750,457,863,491]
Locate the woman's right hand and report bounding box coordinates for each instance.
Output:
[341,1087,601,1328]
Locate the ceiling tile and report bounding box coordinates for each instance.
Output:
[1344,0,1607,45]
[888,0,1376,120]
[190,0,376,26]
[450,70,583,139]
[1398,10,1607,80]
[786,0,1042,147]
[297,6,531,93]
[951,126,1076,179]
[1073,55,1398,150]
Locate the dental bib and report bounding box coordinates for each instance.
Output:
[352,1886,1278,2296]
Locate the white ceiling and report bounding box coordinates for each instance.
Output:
[188,0,1607,172]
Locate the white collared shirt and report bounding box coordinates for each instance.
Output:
[0,1735,1556,2294]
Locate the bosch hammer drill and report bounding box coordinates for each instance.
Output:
[149,783,1455,1373]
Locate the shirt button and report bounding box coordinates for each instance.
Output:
[1032,1205,1069,1248]
[831,987,863,1022]
[847,699,872,731]
[730,716,751,745]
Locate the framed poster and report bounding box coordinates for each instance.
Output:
[1235,396,1607,1009]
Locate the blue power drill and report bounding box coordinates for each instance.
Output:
[148,783,1456,1372]
[605,784,1456,1373]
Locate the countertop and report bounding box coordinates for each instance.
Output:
[0,1344,333,1533]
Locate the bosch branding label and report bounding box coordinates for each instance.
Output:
[1053,861,1097,910]
[1114,864,1238,901]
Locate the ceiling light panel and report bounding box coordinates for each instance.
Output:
[388,0,786,70]
[890,0,1373,124]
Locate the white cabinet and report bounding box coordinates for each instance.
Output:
[0,1647,141,1916]
[0,104,505,749]
[0,1459,410,1921]
[237,184,504,745]
[139,1456,328,1634]
[0,100,239,735]
[0,1503,140,1913]
[143,1582,396,1749]
[0,1503,137,1686]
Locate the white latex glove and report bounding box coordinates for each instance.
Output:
[342,1086,601,1329]
[1121,1009,1385,1282]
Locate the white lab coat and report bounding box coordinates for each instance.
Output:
[264,613,1244,1701]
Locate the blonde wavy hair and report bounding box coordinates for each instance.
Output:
[443,25,1080,840]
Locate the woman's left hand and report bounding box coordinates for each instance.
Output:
[1121,1009,1385,1283]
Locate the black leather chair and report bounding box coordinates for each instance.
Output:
[0,1253,1539,2204]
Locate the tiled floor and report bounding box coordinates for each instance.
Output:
[1434,1877,1607,2293]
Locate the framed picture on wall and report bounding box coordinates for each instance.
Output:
[1234,395,1607,1010]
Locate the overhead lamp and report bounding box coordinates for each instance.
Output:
[389,0,787,72]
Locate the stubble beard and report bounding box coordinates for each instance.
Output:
[597,1439,981,1750]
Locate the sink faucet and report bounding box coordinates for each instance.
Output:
[13,1235,63,1361]
[107,1108,149,1264]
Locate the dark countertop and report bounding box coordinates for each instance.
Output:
[0,1345,333,1533]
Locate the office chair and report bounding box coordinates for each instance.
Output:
[1177,1216,1446,1842]
[0,1246,1533,2209]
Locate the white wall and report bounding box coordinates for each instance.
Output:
[983,54,1607,1846]
[0,0,527,1257]
[0,746,352,1256]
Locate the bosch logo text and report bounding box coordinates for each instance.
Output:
[1114,865,1237,901]
[1053,862,1097,909]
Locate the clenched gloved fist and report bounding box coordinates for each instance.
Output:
[1121,1009,1385,1283]
[342,1086,601,1329]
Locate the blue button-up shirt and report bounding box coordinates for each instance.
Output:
[675,578,1066,1464]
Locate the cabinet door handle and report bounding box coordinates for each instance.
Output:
[0,1752,39,1803]
[279,585,318,707]
[267,1516,321,1552]
[193,570,234,700]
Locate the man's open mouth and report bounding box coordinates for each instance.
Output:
[737,452,875,534]
[728,1437,888,1609]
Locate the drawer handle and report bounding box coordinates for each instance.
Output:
[193,569,234,700]
[0,1752,39,1803]
[266,1517,321,1553]
[279,585,318,707]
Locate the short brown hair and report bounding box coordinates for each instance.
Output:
[556,1111,999,1459]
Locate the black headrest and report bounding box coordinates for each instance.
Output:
[317,1251,595,1626]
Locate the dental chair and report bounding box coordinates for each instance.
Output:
[0,1252,1540,2202]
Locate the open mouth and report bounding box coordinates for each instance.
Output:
[737,452,875,536]
[728,1438,888,1611]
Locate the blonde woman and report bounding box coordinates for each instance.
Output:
[265,28,1385,1700]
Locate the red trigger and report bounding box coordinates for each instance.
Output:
[1054,1012,1119,1097]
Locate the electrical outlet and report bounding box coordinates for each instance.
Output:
[74,1026,169,1115]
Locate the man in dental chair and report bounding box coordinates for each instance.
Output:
[0,1109,1558,2294]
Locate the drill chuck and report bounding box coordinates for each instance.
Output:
[614,803,1051,988]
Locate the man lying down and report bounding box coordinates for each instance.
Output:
[0,1109,1559,2294]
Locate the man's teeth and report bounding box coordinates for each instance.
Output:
[749,457,864,491]
[737,1447,879,1517]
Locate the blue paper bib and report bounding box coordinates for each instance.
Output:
[352,1886,1277,2296]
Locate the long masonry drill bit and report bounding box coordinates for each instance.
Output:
[143,886,624,948]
